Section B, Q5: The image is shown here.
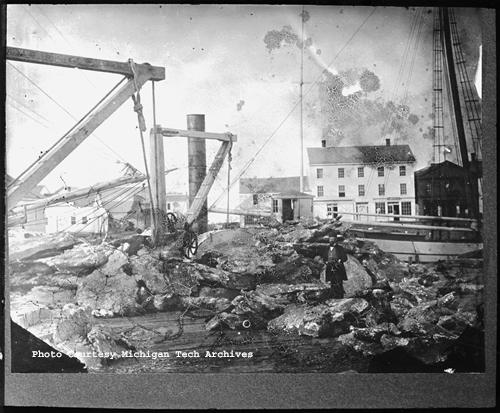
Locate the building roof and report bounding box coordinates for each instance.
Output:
[307,145,416,165]
[273,190,314,199]
[239,176,310,194]
[414,160,469,178]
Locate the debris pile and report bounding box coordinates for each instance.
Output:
[8,220,484,372]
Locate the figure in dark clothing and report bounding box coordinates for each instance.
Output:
[325,235,348,298]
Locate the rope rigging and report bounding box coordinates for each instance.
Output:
[128,58,157,241]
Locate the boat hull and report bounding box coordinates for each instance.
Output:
[354,234,482,262]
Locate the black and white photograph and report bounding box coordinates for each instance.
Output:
[4,3,492,386]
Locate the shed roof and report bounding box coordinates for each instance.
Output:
[273,190,314,199]
[240,176,310,194]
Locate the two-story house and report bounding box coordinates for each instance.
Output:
[307,139,417,221]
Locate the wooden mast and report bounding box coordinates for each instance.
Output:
[440,7,479,219]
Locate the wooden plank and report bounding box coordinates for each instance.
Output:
[7,74,150,208]
[209,207,271,217]
[7,46,165,81]
[186,141,231,225]
[340,211,477,223]
[157,127,237,142]
[345,220,475,232]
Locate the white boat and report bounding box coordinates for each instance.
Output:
[349,225,482,262]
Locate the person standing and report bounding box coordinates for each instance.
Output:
[325,235,348,298]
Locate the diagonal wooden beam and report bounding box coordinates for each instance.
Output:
[7,71,151,208]
[6,46,165,81]
[186,141,231,226]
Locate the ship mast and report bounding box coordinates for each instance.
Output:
[299,5,305,194]
[432,9,446,165]
[434,7,481,219]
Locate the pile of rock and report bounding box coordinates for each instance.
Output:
[8,220,484,371]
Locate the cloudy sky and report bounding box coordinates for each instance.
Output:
[6,5,482,212]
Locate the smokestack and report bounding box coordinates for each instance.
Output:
[386,138,391,146]
[187,114,208,233]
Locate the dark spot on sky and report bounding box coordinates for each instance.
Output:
[201,48,204,51]
[408,113,419,125]
[300,9,310,23]
[359,70,380,93]
[250,13,254,16]
[316,48,321,55]
[340,9,343,14]
[236,100,245,111]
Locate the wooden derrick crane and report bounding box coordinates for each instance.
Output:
[6,47,165,209]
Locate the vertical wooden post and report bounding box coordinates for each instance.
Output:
[149,127,166,232]
[187,114,208,233]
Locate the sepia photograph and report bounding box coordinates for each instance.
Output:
[4,3,490,384]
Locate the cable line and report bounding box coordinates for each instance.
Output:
[209,8,377,209]
[6,63,134,187]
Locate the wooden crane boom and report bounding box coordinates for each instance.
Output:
[6,47,165,209]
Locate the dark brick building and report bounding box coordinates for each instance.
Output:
[414,160,479,218]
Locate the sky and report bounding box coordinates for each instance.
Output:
[5,5,482,215]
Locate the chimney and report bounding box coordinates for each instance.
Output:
[385,138,391,146]
[321,139,326,148]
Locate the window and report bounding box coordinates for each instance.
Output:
[426,183,432,194]
[272,199,279,213]
[81,216,88,224]
[317,186,324,197]
[252,194,258,205]
[338,168,345,178]
[399,165,406,176]
[377,166,384,177]
[327,203,338,218]
[71,216,76,225]
[316,168,323,179]
[378,184,385,196]
[358,185,365,196]
[401,201,412,215]
[400,183,407,195]
[321,139,326,147]
[375,202,386,214]
[244,215,259,226]
[338,185,345,197]
[358,167,364,178]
